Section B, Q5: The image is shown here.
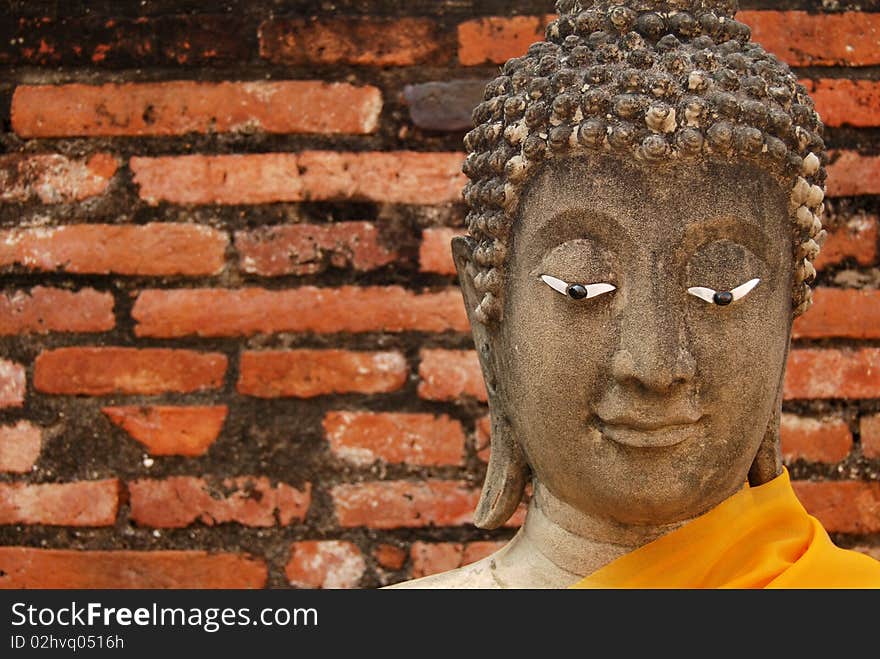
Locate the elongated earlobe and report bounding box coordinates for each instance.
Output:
[452,235,530,528]
[748,335,788,486]
[474,413,529,529]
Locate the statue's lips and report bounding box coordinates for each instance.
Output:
[597,417,704,448]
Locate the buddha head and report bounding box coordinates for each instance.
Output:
[453,0,826,529]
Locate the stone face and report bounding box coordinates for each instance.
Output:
[403,80,489,132]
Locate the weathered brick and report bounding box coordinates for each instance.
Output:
[373,544,407,571]
[418,349,486,402]
[235,222,397,276]
[331,480,479,529]
[128,476,311,528]
[738,11,880,67]
[130,152,467,206]
[861,414,880,460]
[0,547,267,589]
[323,411,465,466]
[458,16,553,66]
[0,223,228,276]
[784,349,880,400]
[238,350,407,399]
[102,406,228,456]
[803,79,880,128]
[793,480,880,534]
[34,347,227,395]
[0,15,251,67]
[285,540,366,589]
[420,227,463,275]
[826,152,880,197]
[13,81,381,137]
[0,153,117,204]
[0,421,41,473]
[815,215,877,270]
[0,480,118,526]
[0,358,26,408]
[133,286,467,337]
[403,80,489,131]
[410,541,506,579]
[0,287,114,335]
[793,288,880,340]
[780,414,853,464]
[259,17,448,66]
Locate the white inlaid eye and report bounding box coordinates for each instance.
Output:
[687,278,761,306]
[541,274,616,300]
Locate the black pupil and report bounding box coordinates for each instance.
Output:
[567,284,589,300]
[713,291,734,306]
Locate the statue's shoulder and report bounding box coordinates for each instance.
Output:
[384,554,502,589]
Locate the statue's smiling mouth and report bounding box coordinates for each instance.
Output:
[596,415,704,448]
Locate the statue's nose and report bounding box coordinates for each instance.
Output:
[610,296,696,393]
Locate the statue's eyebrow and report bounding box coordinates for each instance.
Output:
[681,216,773,266]
[530,206,636,253]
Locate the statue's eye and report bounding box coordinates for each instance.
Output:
[540,274,616,300]
[687,278,761,306]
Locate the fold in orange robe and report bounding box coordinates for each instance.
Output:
[571,468,880,588]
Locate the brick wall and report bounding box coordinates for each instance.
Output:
[0,1,878,589]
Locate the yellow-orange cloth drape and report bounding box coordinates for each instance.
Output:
[570,468,880,588]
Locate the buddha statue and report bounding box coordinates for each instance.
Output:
[390,0,880,588]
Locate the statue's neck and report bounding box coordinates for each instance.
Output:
[496,481,695,587]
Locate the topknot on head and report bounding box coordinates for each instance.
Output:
[555,0,738,18]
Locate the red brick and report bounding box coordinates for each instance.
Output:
[285,540,365,589]
[475,414,492,462]
[332,480,479,529]
[235,222,397,276]
[418,349,486,402]
[793,480,880,534]
[132,286,468,337]
[0,153,117,203]
[0,421,41,473]
[0,547,267,589]
[457,16,554,66]
[13,81,380,138]
[802,79,880,128]
[0,286,114,335]
[784,349,880,400]
[861,414,880,460]
[779,413,853,464]
[102,405,228,456]
[410,540,507,579]
[420,227,463,275]
[129,476,310,528]
[793,288,880,340]
[0,15,251,67]
[0,480,118,526]
[238,350,407,399]
[373,544,407,571]
[815,215,877,270]
[34,347,227,395]
[826,152,880,197]
[323,411,465,466]
[0,359,25,408]
[259,17,448,67]
[0,223,228,276]
[738,11,880,67]
[130,151,467,206]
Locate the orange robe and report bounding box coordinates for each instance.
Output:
[571,468,880,588]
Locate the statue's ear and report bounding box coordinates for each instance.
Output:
[451,236,529,529]
[749,334,788,486]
